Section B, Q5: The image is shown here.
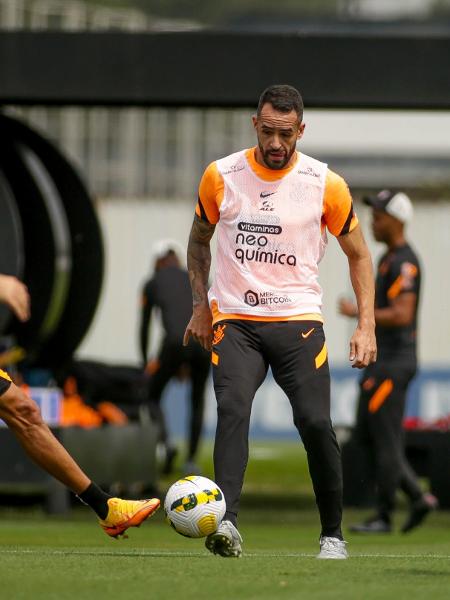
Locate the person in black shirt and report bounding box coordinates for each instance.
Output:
[339,190,437,533]
[140,242,210,475]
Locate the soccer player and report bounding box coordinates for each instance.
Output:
[183,84,377,559]
[339,190,438,533]
[140,242,210,475]
[0,273,160,537]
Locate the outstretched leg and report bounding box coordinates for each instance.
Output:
[0,375,160,537]
[0,380,91,493]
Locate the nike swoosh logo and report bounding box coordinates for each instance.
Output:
[260,192,275,198]
[301,328,315,339]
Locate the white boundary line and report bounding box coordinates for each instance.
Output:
[0,549,449,559]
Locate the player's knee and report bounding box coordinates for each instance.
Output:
[217,403,249,424]
[5,388,44,429]
[217,391,251,423]
[377,448,400,470]
[299,417,332,442]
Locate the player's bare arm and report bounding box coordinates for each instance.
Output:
[375,293,417,327]
[338,296,358,318]
[338,225,377,368]
[0,274,30,322]
[183,215,216,351]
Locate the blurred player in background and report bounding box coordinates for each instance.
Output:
[0,273,159,538]
[140,241,210,475]
[339,190,438,534]
[184,84,377,559]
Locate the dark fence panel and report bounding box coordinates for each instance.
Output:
[1,31,449,108]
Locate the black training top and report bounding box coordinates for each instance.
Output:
[140,265,192,363]
[375,243,421,363]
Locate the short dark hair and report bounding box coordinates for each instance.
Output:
[257,84,303,120]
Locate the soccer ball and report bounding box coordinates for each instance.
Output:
[164,475,226,538]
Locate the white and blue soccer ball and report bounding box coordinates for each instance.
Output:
[164,475,226,538]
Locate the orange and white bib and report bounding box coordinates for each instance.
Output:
[208,149,329,317]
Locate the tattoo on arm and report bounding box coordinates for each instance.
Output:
[187,215,215,307]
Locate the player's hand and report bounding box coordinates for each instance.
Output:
[349,325,377,369]
[0,275,30,322]
[144,358,160,376]
[338,297,358,318]
[183,305,213,351]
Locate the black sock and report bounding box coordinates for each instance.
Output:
[78,482,112,519]
[379,512,391,525]
[321,530,343,541]
[224,511,238,527]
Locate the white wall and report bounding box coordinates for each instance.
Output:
[77,197,450,369]
[301,110,450,157]
[77,198,194,364]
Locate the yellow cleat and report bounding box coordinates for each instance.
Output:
[99,497,160,539]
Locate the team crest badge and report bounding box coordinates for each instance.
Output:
[212,324,227,346]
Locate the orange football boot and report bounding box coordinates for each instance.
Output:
[100,497,160,538]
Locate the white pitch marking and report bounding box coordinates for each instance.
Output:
[0,549,449,560]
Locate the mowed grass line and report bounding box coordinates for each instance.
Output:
[0,441,449,599]
[0,512,449,600]
[0,552,449,600]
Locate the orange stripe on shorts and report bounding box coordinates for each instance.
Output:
[315,343,328,369]
[368,379,393,413]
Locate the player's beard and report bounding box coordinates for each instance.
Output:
[259,141,296,170]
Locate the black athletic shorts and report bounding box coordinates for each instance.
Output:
[211,319,329,410]
[0,369,12,396]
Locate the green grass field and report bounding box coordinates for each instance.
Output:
[0,442,449,600]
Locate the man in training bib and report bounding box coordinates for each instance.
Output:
[184,84,377,559]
